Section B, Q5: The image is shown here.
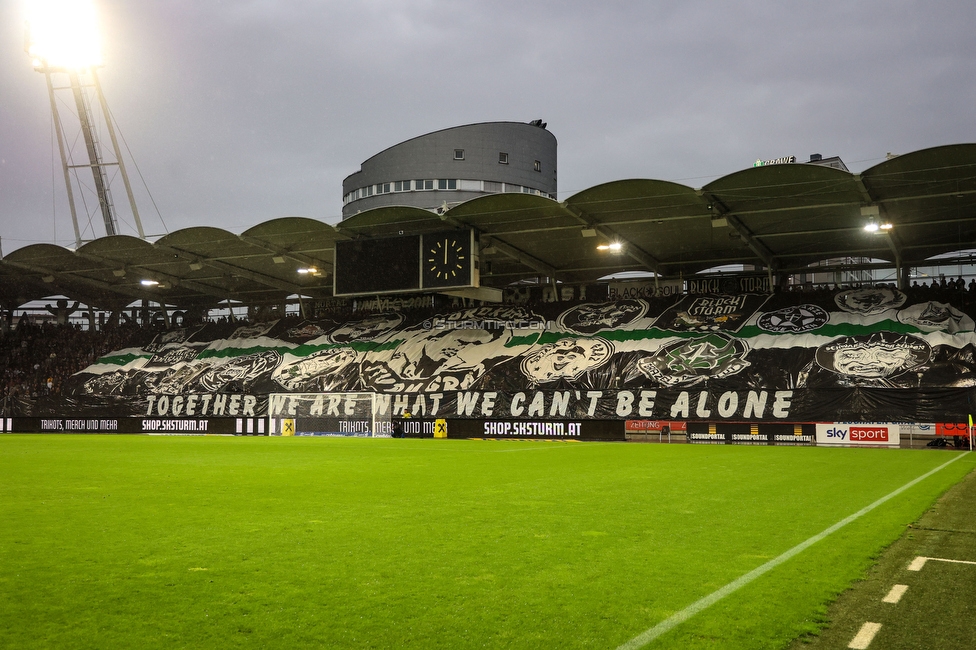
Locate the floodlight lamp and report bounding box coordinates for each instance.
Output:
[297,267,318,275]
[26,0,103,70]
[863,222,879,233]
[879,222,893,231]
[140,279,159,286]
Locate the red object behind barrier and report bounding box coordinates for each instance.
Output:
[937,422,970,437]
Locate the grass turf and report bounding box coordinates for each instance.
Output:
[788,464,976,649]
[0,435,972,649]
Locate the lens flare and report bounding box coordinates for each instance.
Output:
[26,0,102,69]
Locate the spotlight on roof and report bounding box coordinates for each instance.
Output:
[297,267,318,275]
[864,220,893,233]
[597,242,623,252]
[140,279,159,286]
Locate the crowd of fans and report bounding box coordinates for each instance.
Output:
[0,319,155,413]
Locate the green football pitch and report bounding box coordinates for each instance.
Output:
[1,435,972,649]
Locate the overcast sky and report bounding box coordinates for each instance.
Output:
[1,0,974,252]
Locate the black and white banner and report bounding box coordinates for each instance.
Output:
[29,289,976,423]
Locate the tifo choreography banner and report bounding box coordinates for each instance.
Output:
[39,287,976,422]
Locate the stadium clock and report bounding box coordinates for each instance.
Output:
[422,230,473,289]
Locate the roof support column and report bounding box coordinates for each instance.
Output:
[157,300,170,328]
[882,231,904,290]
[550,276,560,302]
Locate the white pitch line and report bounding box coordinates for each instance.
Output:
[882,584,908,604]
[616,452,969,650]
[848,622,882,649]
[908,555,976,571]
[907,556,928,571]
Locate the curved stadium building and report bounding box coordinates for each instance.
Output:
[341,120,557,218]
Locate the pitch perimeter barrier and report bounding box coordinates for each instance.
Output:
[449,418,625,441]
[687,421,816,446]
[267,392,391,437]
[0,417,266,435]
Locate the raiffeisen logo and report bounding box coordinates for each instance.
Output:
[850,426,889,442]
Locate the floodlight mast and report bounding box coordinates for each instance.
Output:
[26,3,145,247]
[67,67,118,238]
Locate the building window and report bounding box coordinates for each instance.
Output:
[437,179,457,190]
[499,152,509,164]
[394,180,410,192]
[454,149,464,160]
[416,179,433,191]
[483,181,502,193]
[534,160,541,172]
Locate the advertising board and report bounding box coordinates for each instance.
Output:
[815,423,901,447]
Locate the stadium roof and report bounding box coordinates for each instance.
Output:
[2,144,975,310]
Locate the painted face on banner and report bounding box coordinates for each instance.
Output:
[148,363,212,394]
[834,288,907,315]
[557,300,648,335]
[146,345,205,368]
[816,332,930,379]
[286,322,332,341]
[84,370,130,395]
[382,326,512,382]
[330,313,403,343]
[272,347,359,391]
[143,326,208,352]
[897,301,975,333]
[422,328,498,363]
[196,350,282,392]
[228,322,277,340]
[521,337,613,383]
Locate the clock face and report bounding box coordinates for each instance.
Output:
[422,232,471,288]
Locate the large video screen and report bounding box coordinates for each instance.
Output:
[334,235,421,295]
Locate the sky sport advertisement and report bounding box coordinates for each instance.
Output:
[14,288,976,431]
